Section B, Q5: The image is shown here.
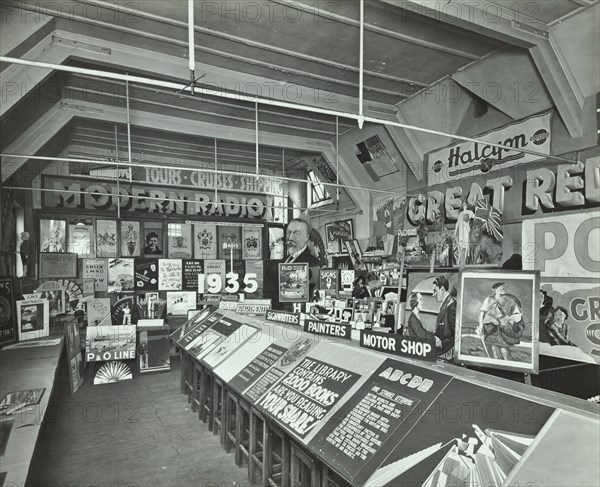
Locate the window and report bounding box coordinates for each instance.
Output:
[307,169,332,208]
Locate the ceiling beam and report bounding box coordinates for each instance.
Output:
[381,0,585,138]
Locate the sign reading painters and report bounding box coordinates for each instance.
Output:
[42,176,277,221]
[304,319,351,339]
[256,357,360,438]
[427,111,552,185]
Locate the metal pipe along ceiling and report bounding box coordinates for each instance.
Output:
[0,56,578,166]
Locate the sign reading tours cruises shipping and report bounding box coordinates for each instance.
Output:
[42,168,286,221]
[427,111,552,185]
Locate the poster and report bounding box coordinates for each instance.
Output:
[96,220,118,258]
[245,260,264,296]
[167,291,197,315]
[158,259,182,291]
[0,277,17,346]
[325,219,353,254]
[403,271,459,360]
[86,297,111,326]
[340,269,355,291]
[203,323,260,369]
[69,354,84,394]
[242,226,263,260]
[218,225,242,260]
[319,269,339,294]
[194,223,218,259]
[142,223,164,257]
[107,258,135,293]
[168,223,193,258]
[86,325,136,362]
[345,240,367,271]
[37,288,66,317]
[522,210,599,278]
[55,279,84,314]
[0,388,46,415]
[134,259,159,291]
[65,321,83,395]
[182,259,204,291]
[39,219,66,253]
[39,252,78,278]
[82,258,108,292]
[539,279,600,364]
[279,263,309,303]
[67,222,94,257]
[455,270,539,374]
[185,313,243,360]
[138,325,171,373]
[204,259,226,292]
[16,299,49,341]
[361,375,553,487]
[120,221,141,257]
[176,308,222,349]
[94,361,133,384]
[269,227,285,260]
[135,293,166,320]
[111,296,138,326]
[255,356,360,438]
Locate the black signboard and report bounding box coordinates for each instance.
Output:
[229,344,287,396]
[0,277,17,346]
[256,357,360,439]
[360,330,436,362]
[308,358,451,483]
[182,259,204,291]
[304,319,351,339]
[319,269,339,293]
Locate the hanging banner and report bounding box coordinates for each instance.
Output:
[426,111,552,185]
[42,177,275,221]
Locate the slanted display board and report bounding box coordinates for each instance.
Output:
[172,309,600,487]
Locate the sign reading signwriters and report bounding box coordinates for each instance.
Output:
[266,309,300,326]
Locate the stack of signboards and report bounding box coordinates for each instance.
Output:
[171,307,599,487]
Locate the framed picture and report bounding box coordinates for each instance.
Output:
[143,223,164,257]
[107,258,135,293]
[96,220,118,258]
[121,221,141,257]
[16,299,49,341]
[39,253,78,278]
[168,223,193,259]
[325,219,353,254]
[345,239,367,271]
[279,263,309,303]
[455,270,540,374]
[39,219,66,253]
[68,217,94,258]
[268,226,285,260]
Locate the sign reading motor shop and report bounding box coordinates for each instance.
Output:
[41,176,281,221]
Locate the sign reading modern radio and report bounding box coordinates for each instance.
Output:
[41,176,281,221]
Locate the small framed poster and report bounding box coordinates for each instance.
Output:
[40,219,66,253]
[96,220,118,258]
[345,239,367,271]
[121,221,141,257]
[279,263,309,303]
[455,270,540,374]
[39,252,78,278]
[325,219,353,254]
[142,223,164,257]
[168,223,193,259]
[16,299,50,341]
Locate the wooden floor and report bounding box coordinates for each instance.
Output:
[27,355,252,487]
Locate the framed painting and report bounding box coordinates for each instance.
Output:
[39,219,66,253]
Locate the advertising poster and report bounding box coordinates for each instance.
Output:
[138,325,171,373]
[345,239,367,271]
[403,271,459,360]
[319,269,339,294]
[68,222,94,257]
[86,325,136,362]
[16,299,49,341]
[37,288,66,317]
[245,260,264,296]
[65,321,83,395]
[185,313,243,360]
[39,252,78,278]
[0,277,17,346]
[218,225,242,260]
[111,296,138,326]
[168,223,193,259]
[242,226,262,260]
[182,259,204,291]
[360,376,554,487]
[178,309,223,349]
[170,306,217,344]
[167,291,197,316]
[135,293,166,320]
[522,210,599,278]
[120,221,141,257]
[107,258,135,293]
[39,219,66,253]
[203,323,260,369]
[308,358,451,483]
[324,219,353,254]
[86,297,111,326]
[269,227,285,260]
[455,271,539,374]
[204,259,226,292]
[96,220,118,258]
[158,259,182,291]
[142,222,164,257]
[539,279,600,364]
[55,279,84,314]
[279,263,309,303]
[194,223,218,259]
[134,259,159,291]
[83,258,108,292]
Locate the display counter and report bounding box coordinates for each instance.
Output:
[173,307,600,487]
[0,338,64,485]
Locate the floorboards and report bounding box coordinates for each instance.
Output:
[27,356,253,487]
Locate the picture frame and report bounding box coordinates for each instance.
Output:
[39,219,66,253]
[455,270,540,374]
[167,223,193,259]
[325,219,353,255]
[142,223,164,257]
[39,252,78,278]
[121,221,141,257]
[279,262,309,303]
[67,217,95,258]
[96,220,118,258]
[345,239,367,271]
[16,299,50,341]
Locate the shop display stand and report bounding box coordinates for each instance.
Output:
[263,420,290,487]
[290,442,322,487]
[236,399,251,468]
[200,368,214,429]
[213,377,226,443]
[191,362,203,413]
[248,407,265,484]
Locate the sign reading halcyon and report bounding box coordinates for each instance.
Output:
[426,111,552,185]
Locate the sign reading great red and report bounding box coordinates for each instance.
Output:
[42,176,279,221]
